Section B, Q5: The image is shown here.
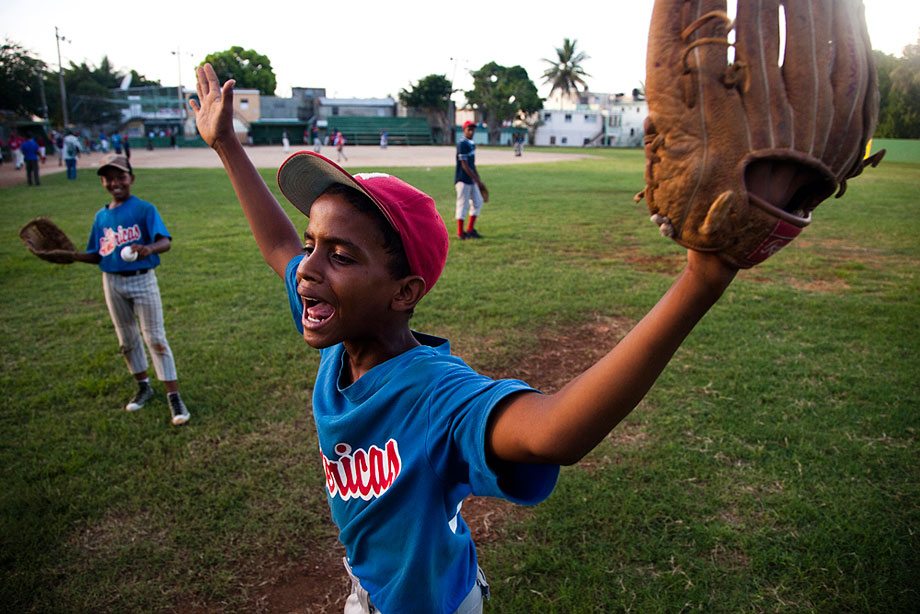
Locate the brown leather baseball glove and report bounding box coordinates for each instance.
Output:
[19,217,77,264]
[635,0,885,268]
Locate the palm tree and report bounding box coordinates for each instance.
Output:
[542,38,591,98]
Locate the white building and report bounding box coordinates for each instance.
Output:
[533,90,647,148]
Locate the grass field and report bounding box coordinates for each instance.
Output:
[1,149,918,613]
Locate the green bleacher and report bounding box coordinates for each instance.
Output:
[324,117,432,145]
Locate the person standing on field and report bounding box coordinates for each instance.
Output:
[335,130,348,162]
[455,121,488,240]
[48,154,191,426]
[20,136,41,186]
[63,131,82,180]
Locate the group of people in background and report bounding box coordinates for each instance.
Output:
[1,127,137,184]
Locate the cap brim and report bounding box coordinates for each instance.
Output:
[96,164,131,175]
[278,152,372,219]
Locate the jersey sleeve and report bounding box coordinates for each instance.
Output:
[424,361,559,505]
[285,254,304,334]
[144,202,171,241]
[85,211,103,255]
[457,140,472,160]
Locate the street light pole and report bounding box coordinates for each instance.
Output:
[171,48,193,134]
[55,26,69,127]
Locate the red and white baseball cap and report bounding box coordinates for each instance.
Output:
[277,151,449,295]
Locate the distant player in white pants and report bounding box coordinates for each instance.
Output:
[454,121,489,239]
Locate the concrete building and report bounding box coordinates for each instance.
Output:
[533,90,647,148]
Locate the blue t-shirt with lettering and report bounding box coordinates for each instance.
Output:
[86,195,169,273]
[284,256,559,613]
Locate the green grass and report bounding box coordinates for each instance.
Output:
[1,151,918,613]
[870,138,920,163]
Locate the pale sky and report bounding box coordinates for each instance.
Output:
[2,0,917,103]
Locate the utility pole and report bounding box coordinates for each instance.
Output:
[171,48,193,134]
[55,26,69,127]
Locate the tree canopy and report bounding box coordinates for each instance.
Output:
[202,47,276,96]
[399,74,453,143]
[0,40,48,118]
[39,56,160,127]
[1,40,161,127]
[874,37,920,139]
[542,38,591,98]
[399,74,452,113]
[465,62,542,144]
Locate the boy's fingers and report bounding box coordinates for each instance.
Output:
[203,62,221,93]
[195,65,207,98]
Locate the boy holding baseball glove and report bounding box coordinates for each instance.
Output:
[37,154,191,426]
[191,62,738,613]
[189,0,881,605]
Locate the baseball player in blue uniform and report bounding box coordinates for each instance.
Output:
[191,63,737,613]
[66,154,190,426]
[455,121,489,240]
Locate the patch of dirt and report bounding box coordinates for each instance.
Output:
[217,315,634,613]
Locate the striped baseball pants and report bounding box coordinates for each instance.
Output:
[102,270,177,381]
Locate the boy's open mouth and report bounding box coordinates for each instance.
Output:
[304,297,335,325]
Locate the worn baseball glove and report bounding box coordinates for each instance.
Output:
[635,0,885,268]
[19,217,77,264]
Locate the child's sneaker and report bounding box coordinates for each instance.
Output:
[125,382,154,411]
[466,229,483,239]
[168,393,190,426]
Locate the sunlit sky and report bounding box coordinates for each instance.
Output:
[2,0,917,103]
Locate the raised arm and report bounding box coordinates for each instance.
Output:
[189,63,302,277]
[486,250,737,466]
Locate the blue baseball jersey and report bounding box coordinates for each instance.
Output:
[86,195,170,273]
[454,137,477,184]
[284,256,559,614]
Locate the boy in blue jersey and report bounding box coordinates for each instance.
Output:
[54,154,191,426]
[455,120,488,239]
[191,63,738,614]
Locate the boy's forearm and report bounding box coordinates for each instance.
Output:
[73,251,101,264]
[489,254,736,465]
[213,136,302,276]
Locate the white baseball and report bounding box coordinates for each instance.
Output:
[121,245,138,262]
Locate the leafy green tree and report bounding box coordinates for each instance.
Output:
[465,62,543,144]
[40,56,159,127]
[875,37,920,139]
[399,74,453,143]
[202,47,276,96]
[542,38,591,99]
[0,40,48,118]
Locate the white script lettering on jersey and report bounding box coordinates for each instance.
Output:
[322,440,402,501]
[99,224,142,256]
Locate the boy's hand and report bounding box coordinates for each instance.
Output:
[42,249,77,264]
[189,63,236,150]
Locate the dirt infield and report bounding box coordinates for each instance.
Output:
[0,145,593,187]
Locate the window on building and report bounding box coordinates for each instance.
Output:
[584,115,596,123]
[583,137,591,145]
[332,107,339,116]
[240,99,249,110]
[544,112,552,121]
[564,114,572,123]
[610,115,622,128]
[550,136,556,145]
[561,136,568,144]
